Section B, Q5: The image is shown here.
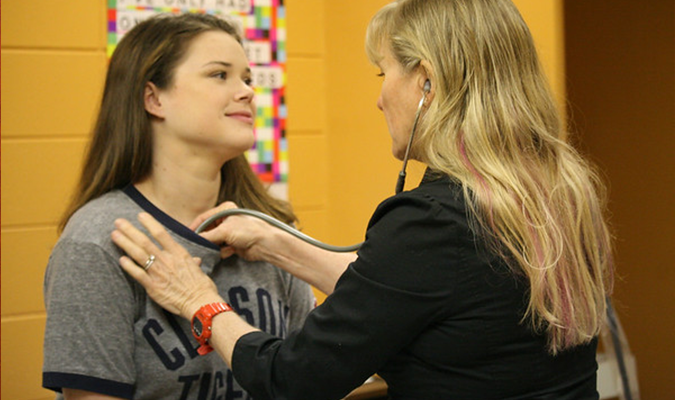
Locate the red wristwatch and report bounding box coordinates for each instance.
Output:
[191,302,233,355]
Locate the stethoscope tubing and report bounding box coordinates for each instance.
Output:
[195,208,363,252]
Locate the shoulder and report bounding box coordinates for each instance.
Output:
[368,175,468,233]
[46,191,143,305]
[354,176,477,293]
[59,190,139,248]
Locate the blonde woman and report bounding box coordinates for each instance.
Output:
[112,0,614,399]
[42,13,315,399]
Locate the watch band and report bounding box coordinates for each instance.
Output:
[191,302,233,355]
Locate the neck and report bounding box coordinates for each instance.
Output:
[135,149,225,227]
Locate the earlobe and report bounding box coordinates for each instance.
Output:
[144,82,165,118]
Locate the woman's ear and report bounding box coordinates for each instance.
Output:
[418,60,435,105]
[144,82,165,119]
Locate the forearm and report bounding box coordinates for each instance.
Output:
[180,292,259,367]
[209,311,259,366]
[259,228,356,295]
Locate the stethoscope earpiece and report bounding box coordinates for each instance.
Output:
[395,80,430,194]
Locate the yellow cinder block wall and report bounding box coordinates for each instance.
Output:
[2,1,108,399]
[0,1,563,399]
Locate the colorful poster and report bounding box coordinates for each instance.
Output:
[107,0,288,196]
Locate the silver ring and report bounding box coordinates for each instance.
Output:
[143,254,156,271]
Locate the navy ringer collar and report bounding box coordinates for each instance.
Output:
[122,184,220,251]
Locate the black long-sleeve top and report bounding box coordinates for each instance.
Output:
[232,172,599,400]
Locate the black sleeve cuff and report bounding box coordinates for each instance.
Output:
[43,372,134,399]
[231,331,282,400]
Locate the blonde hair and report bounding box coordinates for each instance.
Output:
[61,13,295,232]
[367,0,613,354]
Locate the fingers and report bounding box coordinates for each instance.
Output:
[199,227,226,244]
[112,217,163,268]
[112,214,225,318]
[117,254,152,286]
[137,213,189,258]
[111,221,157,289]
[188,201,239,231]
[220,246,236,259]
[112,213,188,273]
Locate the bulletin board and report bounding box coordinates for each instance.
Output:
[107,0,288,197]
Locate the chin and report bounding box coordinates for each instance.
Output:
[232,130,256,150]
[244,136,256,150]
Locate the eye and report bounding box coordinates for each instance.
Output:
[212,71,227,80]
[376,72,385,78]
[243,76,253,86]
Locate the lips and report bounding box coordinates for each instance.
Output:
[226,111,254,125]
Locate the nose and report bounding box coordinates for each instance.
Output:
[237,81,255,103]
[377,95,383,111]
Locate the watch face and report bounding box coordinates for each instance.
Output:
[192,317,204,337]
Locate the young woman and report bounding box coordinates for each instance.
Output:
[42,13,315,400]
[111,1,615,399]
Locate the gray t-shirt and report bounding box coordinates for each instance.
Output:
[43,186,315,399]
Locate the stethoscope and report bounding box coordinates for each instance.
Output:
[195,80,432,253]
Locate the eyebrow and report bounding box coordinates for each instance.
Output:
[203,61,251,73]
